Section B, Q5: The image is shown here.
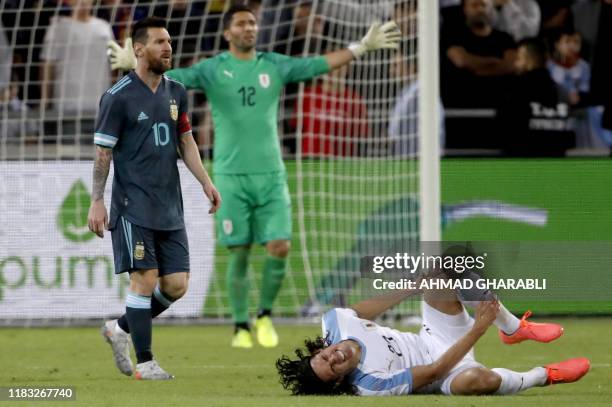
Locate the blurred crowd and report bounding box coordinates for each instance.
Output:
[1,0,611,156]
[440,0,612,155]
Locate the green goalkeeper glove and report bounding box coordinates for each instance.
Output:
[348,21,402,58]
[107,39,137,70]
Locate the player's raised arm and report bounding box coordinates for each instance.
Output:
[349,285,422,321]
[325,21,402,70]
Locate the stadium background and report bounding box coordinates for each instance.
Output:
[2,0,611,323]
[0,1,611,405]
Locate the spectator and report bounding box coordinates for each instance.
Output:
[0,20,10,93]
[387,54,446,157]
[547,29,608,148]
[153,0,206,56]
[394,0,419,42]
[40,0,114,142]
[1,78,38,142]
[491,0,541,42]
[291,65,369,157]
[440,0,517,108]
[537,0,573,43]
[590,0,612,136]
[279,0,326,155]
[571,0,602,64]
[498,38,573,156]
[2,0,57,105]
[275,1,325,56]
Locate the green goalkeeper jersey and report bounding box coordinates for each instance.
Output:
[166,51,330,174]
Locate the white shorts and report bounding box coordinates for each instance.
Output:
[418,302,484,395]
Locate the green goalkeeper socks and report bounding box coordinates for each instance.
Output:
[226,247,250,324]
[259,255,287,311]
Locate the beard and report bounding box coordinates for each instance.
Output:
[149,57,171,75]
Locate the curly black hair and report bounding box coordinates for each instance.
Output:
[275,336,357,396]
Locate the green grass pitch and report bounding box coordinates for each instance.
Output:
[1,318,610,406]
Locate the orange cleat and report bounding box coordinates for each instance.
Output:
[499,311,564,344]
[545,358,590,384]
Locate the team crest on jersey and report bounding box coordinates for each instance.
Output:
[169,99,178,121]
[223,219,233,235]
[259,73,270,89]
[134,242,145,260]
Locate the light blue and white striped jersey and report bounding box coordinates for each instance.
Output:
[322,308,432,396]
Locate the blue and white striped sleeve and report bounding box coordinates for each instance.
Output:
[94,92,124,149]
[352,368,413,396]
[321,308,357,345]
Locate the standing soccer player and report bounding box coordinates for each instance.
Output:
[88,17,221,379]
[108,5,400,348]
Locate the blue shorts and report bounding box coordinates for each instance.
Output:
[111,216,190,275]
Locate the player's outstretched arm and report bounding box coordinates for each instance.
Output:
[349,285,422,321]
[325,21,402,70]
[178,134,221,214]
[410,301,499,391]
[87,146,112,238]
[107,39,137,70]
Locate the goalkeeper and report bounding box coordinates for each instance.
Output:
[108,4,401,348]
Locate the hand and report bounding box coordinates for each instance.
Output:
[349,21,402,58]
[88,199,108,238]
[107,39,137,70]
[203,182,222,214]
[472,300,499,335]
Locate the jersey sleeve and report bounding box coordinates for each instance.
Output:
[352,368,413,396]
[267,53,331,84]
[166,59,211,91]
[94,92,125,148]
[321,308,358,345]
[177,85,193,138]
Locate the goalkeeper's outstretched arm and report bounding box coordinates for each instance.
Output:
[325,21,402,70]
[107,21,402,72]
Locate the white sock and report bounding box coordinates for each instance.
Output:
[461,300,520,334]
[492,367,547,395]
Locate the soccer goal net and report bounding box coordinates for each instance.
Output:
[0,0,439,325]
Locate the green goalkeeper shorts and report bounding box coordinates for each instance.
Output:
[214,171,292,247]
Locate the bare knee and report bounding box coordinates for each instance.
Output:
[130,269,158,296]
[160,273,189,299]
[266,240,290,258]
[450,367,501,395]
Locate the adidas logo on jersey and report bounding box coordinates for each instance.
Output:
[138,112,149,121]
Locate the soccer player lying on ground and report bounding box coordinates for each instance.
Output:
[88,17,221,380]
[277,281,590,395]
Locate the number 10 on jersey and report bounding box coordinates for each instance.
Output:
[152,122,170,146]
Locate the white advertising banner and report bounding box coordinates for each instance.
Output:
[0,162,215,319]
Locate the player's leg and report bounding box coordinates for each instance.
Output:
[215,174,255,347]
[152,228,191,317]
[252,172,292,348]
[103,219,158,377]
[446,267,563,344]
[127,268,175,380]
[116,228,191,331]
[449,357,590,395]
